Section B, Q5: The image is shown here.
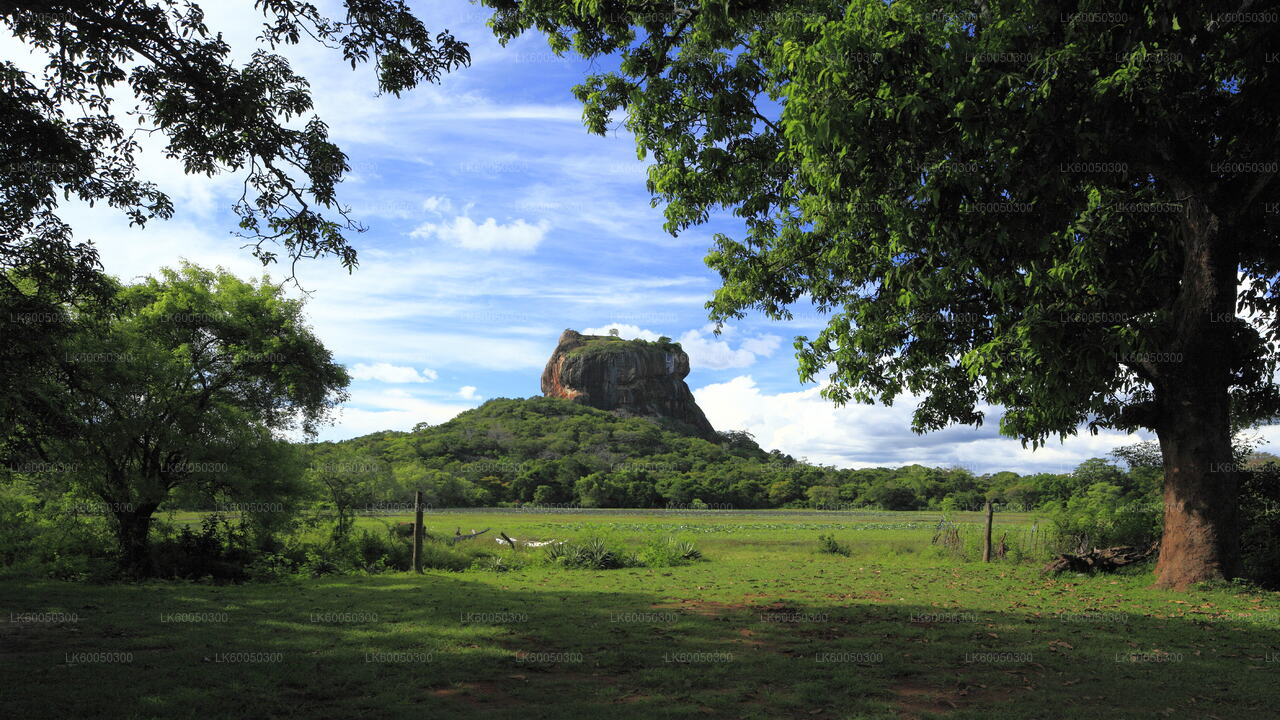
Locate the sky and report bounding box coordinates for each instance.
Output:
[13,0,1278,473]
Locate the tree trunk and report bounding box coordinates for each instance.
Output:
[113,504,157,578]
[1153,385,1240,588]
[1152,196,1240,589]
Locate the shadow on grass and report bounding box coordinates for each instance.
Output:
[2,572,1277,719]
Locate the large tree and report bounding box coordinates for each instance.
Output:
[483,0,1280,586]
[17,263,348,575]
[0,0,469,300]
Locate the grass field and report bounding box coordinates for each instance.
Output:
[4,509,1278,719]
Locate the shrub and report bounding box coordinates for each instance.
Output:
[415,542,480,572]
[472,552,528,572]
[638,537,703,567]
[152,514,255,582]
[0,486,118,580]
[352,529,412,572]
[1040,483,1161,554]
[301,550,341,577]
[543,536,636,569]
[244,552,296,582]
[817,534,851,557]
[1240,463,1280,588]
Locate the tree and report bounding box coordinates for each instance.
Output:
[17,263,348,574]
[306,446,391,542]
[1,0,469,300]
[805,484,839,508]
[484,1,1280,587]
[865,483,920,512]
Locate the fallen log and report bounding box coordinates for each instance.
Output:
[446,528,490,545]
[1042,543,1158,575]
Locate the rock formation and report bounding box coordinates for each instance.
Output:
[541,329,716,438]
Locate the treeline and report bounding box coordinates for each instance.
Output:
[293,396,1161,515]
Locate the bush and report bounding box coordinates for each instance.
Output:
[416,542,481,572]
[351,529,413,572]
[543,536,637,569]
[817,534,851,557]
[0,486,118,580]
[151,514,256,582]
[244,552,296,582]
[472,551,528,572]
[638,537,703,567]
[301,549,341,577]
[1040,483,1161,554]
[1240,463,1280,588]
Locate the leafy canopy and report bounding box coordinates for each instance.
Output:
[1,0,469,299]
[18,262,349,515]
[482,0,1280,445]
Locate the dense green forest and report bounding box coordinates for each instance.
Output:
[301,396,1157,515]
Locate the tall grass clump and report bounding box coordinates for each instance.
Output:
[541,535,706,569]
[543,536,635,569]
[638,537,704,566]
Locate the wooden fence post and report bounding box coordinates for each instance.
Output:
[982,501,994,562]
[412,490,424,574]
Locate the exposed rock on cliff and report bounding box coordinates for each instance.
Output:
[541,329,716,438]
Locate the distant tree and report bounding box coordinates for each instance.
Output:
[767,478,802,505]
[484,0,1280,587]
[866,484,920,512]
[805,484,840,508]
[306,446,390,542]
[532,484,557,506]
[17,263,348,574]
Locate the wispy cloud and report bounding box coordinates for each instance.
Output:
[411,216,550,253]
[349,363,439,384]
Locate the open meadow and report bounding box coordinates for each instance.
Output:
[5,509,1278,719]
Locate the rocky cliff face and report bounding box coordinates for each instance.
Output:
[541,329,717,438]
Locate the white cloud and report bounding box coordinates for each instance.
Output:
[411,216,550,253]
[349,363,439,383]
[580,323,783,371]
[694,375,1153,474]
[582,323,663,340]
[741,335,784,357]
[458,385,483,400]
[321,388,476,439]
[422,195,453,214]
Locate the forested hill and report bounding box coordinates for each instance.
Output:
[310,396,1157,512]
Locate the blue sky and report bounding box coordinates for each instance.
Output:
[14,0,1273,473]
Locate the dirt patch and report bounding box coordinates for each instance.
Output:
[824,590,891,603]
[430,681,521,707]
[892,680,962,718]
[890,678,1020,719]
[651,599,751,616]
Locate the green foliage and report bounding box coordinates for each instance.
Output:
[483,0,1280,443]
[565,334,682,360]
[151,514,255,582]
[637,537,703,566]
[538,533,704,570]
[1239,462,1280,588]
[1040,486,1162,555]
[352,529,413,573]
[0,482,117,582]
[482,0,1280,584]
[2,263,348,575]
[816,534,851,557]
[1,1,470,302]
[543,536,636,569]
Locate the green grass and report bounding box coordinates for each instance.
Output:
[3,509,1277,719]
